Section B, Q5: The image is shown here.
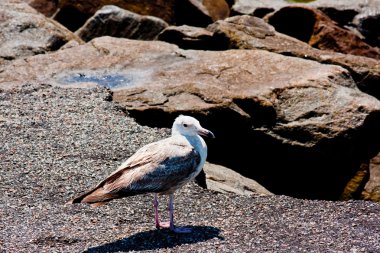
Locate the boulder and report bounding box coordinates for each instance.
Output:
[28,0,58,17]
[232,0,380,47]
[265,7,380,60]
[362,153,380,201]
[75,5,168,42]
[1,37,380,199]
[353,9,380,48]
[175,0,230,27]
[0,1,81,67]
[203,162,272,196]
[157,25,224,50]
[207,15,380,100]
[53,0,176,31]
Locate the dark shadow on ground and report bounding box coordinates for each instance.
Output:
[83,226,223,252]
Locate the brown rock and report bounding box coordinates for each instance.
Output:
[207,15,380,99]
[54,0,176,31]
[75,5,168,42]
[1,37,380,199]
[175,0,230,27]
[362,153,380,201]
[0,1,81,67]
[28,0,58,17]
[157,25,224,50]
[265,7,380,60]
[203,162,272,196]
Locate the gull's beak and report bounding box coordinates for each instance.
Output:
[198,127,215,138]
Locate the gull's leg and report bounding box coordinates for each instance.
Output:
[153,193,170,229]
[168,193,192,233]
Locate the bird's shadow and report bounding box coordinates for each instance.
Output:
[83,226,223,252]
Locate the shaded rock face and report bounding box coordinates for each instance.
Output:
[75,5,168,42]
[2,37,380,199]
[363,153,380,201]
[175,0,230,27]
[265,7,380,60]
[158,25,226,50]
[28,0,58,17]
[54,0,176,31]
[207,15,380,100]
[232,0,380,47]
[0,1,81,67]
[354,9,380,48]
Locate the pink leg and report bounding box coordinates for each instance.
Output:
[168,194,192,233]
[153,194,170,229]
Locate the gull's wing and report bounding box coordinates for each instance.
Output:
[70,136,200,206]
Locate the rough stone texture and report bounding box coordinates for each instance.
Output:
[232,0,380,18]
[232,0,380,48]
[0,1,81,67]
[54,0,176,31]
[75,5,168,42]
[28,0,58,17]
[203,162,272,196]
[353,8,380,48]
[175,0,230,27]
[1,37,380,199]
[207,15,380,100]
[362,153,380,201]
[1,84,380,252]
[265,7,380,60]
[157,25,224,50]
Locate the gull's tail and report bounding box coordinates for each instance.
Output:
[67,185,119,207]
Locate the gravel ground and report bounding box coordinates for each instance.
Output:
[1,84,379,253]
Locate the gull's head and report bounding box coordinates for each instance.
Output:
[172,115,215,138]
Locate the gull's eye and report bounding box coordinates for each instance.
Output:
[183,123,188,127]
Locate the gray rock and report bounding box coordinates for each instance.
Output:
[75,5,168,42]
[0,1,81,67]
[203,162,272,196]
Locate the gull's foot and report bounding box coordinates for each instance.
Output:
[171,226,192,234]
[156,221,170,229]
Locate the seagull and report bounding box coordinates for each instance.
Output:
[68,115,214,233]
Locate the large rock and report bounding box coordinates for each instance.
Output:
[75,5,168,42]
[203,162,272,196]
[28,0,58,17]
[232,0,380,19]
[157,25,224,50]
[1,37,380,199]
[362,153,380,201]
[207,15,380,100]
[265,7,380,60]
[0,1,81,67]
[175,0,230,27]
[353,8,380,48]
[53,0,176,31]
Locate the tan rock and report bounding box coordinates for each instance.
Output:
[207,15,380,99]
[362,153,380,201]
[204,162,272,196]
